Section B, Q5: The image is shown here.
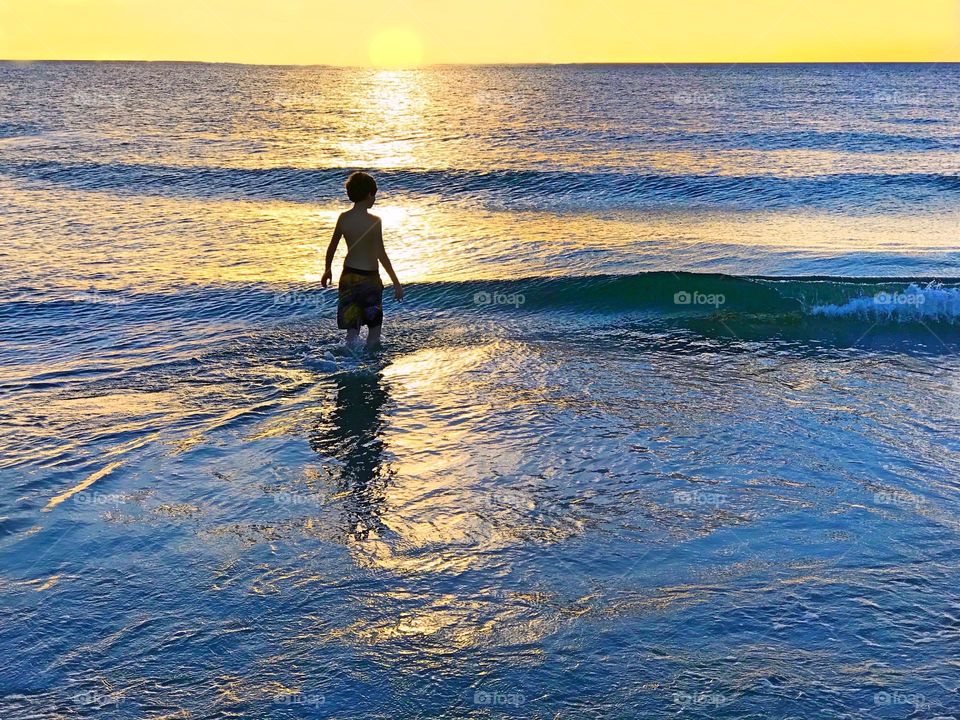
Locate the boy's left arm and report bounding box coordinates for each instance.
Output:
[375,221,404,301]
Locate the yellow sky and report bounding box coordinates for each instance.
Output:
[0,0,957,65]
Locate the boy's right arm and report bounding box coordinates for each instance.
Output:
[321,215,343,287]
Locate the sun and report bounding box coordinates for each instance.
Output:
[369,27,424,68]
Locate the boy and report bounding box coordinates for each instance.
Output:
[321,172,403,351]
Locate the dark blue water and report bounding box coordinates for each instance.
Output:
[1,62,959,718]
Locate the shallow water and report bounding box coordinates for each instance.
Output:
[1,63,960,718]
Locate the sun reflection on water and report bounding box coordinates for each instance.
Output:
[335,70,430,170]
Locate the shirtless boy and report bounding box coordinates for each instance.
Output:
[321,172,404,350]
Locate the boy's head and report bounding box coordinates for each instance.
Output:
[345,171,377,206]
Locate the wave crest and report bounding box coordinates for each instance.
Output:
[810,282,960,321]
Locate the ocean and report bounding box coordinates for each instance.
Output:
[1,62,959,717]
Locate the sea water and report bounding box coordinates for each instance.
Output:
[1,62,959,718]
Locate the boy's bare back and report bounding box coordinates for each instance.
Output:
[337,208,381,272]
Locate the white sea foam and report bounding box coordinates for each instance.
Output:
[810,283,960,322]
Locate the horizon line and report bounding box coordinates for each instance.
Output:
[1,59,958,68]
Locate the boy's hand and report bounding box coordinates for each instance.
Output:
[320,269,332,287]
[394,284,404,302]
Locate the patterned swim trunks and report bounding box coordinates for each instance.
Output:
[337,266,384,330]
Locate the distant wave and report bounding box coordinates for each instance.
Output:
[725,129,957,152]
[3,160,959,211]
[548,128,960,152]
[0,122,44,140]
